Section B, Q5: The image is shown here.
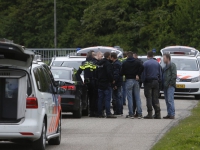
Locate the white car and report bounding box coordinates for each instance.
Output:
[0,41,63,150]
[160,46,200,99]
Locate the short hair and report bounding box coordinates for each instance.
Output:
[147,51,154,58]
[163,53,171,61]
[111,52,117,59]
[123,52,127,57]
[133,52,137,55]
[127,51,133,58]
[87,51,93,58]
[104,52,111,59]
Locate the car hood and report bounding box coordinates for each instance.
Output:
[0,42,34,68]
[177,70,199,79]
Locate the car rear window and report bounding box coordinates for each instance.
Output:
[52,61,63,67]
[62,61,82,70]
[51,69,71,80]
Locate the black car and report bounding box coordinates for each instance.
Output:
[51,67,88,118]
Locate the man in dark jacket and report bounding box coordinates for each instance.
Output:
[97,52,116,118]
[162,53,177,119]
[121,51,144,119]
[111,53,123,115]
[76,51,97,117]
[142,51,162,119]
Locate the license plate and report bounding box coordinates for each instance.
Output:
[176,84,185,88]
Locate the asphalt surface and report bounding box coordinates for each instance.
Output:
[0,90,198,150]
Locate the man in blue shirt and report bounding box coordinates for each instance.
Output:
[142,51,162,119]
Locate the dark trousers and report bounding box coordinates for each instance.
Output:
[112,87,122,114]
[144,80,161,114]
[98,87,112,116]
[88,80,98,114]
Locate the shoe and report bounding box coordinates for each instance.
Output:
[106,115,117,118]
[89,114,96,117]
[114,113,123,116]
[169,116,175,119]
[163,115,170,119]
[126,115,134,119]
[134,114,138,118]
[98,115,105,118]
[154,112,161,119]
[137,114,143,119]
[123,103,126,106]
[144,114,153,119]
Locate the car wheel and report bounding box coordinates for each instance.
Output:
[82,97,89,116]
[32,121,46,150]
[73,101,82,118]
[48,116,61,145]
[195,95,200,100]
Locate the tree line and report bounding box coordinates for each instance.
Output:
[0,0,200,54]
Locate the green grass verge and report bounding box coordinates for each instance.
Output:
[152,102,200,150]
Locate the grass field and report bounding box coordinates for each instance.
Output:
[152,102,200,150]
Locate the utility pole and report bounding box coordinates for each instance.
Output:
[54,0,57,54]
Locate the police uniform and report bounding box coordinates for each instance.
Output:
[76,57,97,117]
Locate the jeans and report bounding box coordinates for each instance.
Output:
[113,86,122,114]
[164,86,175,116]
[144,80,161,114]
[126,79,142,116]
[98,87,112,116]
[122,81,126,104]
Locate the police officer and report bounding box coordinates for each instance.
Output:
[97,52,116,118]
[110,52,123,115]
[76,51,97,117]
[142,51,162,119]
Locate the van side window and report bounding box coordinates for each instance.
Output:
[37,67,49,93]
[33,68,42,91]
[41,67,54,93]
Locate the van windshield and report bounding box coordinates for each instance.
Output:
[52,61,63,67]
[172,59,198,71]
[160,58,198,71]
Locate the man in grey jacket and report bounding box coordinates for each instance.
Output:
[162,53,177,119]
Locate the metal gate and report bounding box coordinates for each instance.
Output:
[28,48,77,64]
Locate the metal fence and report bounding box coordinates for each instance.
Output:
[28,48,77,64]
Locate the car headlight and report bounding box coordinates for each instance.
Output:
[191,76,200,82]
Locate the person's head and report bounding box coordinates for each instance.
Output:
[110,52,117,62]
[95,51,103,60]
[163,53,171,64]
[127,51,133,58]
[90,50,96,58]
[133,52,138,59]
[123,52,127,58]
[147,51,154,59]
[104,52,111,60]
[87,51,93,59]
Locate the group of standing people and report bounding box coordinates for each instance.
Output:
[77,50,177,119]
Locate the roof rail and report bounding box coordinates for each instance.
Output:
[0,38,13,43]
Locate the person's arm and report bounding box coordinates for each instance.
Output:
[141,63,146,83]
[113,64,121,83]
[158,65,162,82]
[121,63,125,76]
[107,63,114,83]
[169,63,177,86]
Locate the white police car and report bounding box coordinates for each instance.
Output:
[160,46,200,99]
[0,40,63,150]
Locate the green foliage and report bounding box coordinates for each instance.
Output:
[152,102,200,150]
[0,0,200,54]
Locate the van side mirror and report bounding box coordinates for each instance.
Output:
[57,87,66,94]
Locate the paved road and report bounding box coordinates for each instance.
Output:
[0,90,198,150]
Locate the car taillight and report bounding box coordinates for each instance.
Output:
[157,58,161,63]
[26,97,38,109]
[61,85,76,90]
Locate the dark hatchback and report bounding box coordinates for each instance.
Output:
[51,67,88,118]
